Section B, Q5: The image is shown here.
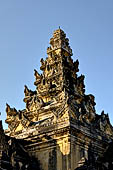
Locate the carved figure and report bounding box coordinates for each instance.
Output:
[34,69,41,80]
[6,103,17,116]
[24,85,36,97]
[77,75,85,95]
[99,111,110,131]
[40,58,44,65]
[25,94,45,111]
[73,59,79,73]
[5,104,20,132]
[78,95,96,123]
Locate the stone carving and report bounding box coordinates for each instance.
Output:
[26,95,45,111]
[5,104,20,132]
[40,58,47,71]
[34,69,42,85]
[23,85,42,112]
[76,75,85,95]
[79,95,96,123]
[5,104,18,123]
[5,104,30,133]
[24,85,36,97]
[3,28,113,170]
[74,59,79,73]
[95,111,113,135]
[5,28,113,136]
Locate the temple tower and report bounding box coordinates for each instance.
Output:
[5,29,113,170]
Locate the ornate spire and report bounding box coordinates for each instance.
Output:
[34,29,84,97]
[47,28,72,56]
[5,28,113,140]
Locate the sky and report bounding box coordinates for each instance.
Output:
[0,0,113,129]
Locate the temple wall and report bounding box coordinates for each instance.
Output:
[26,134,72,170]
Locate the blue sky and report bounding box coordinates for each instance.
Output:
[0,0,113,128]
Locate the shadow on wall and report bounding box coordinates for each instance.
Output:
[75,141,113,170]
[0,136,41,170]
[74,142,100,170]
[10,138,41,170]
